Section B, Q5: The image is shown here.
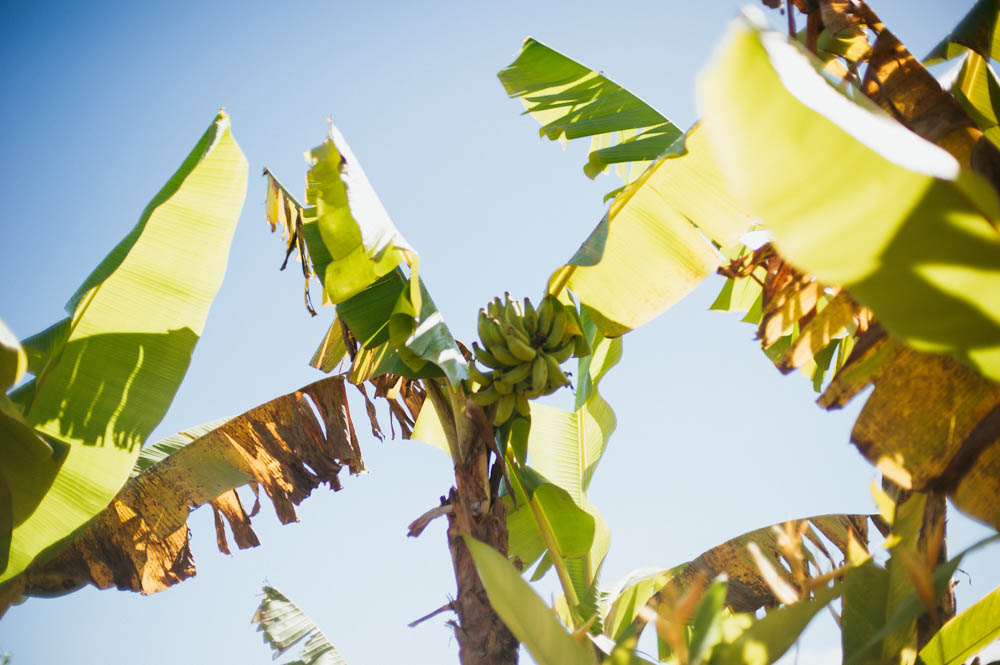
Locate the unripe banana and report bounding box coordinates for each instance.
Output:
[505,332,537,362]
[536,295,555,338]
[514,391,531,418]
[494,376,514,395]
[545,308,568,350]
[522,297,538,338]
[488,297,504,320]
[531,354,548,393]
[468,363,494,386]
[470,384,501,406]
[504,298,530,340]
[550,339,575,364]
[573,333,592,358]
[474,342,503,369]
[503,362,532,384]
[493,393,516,426]
[487,339,522,367]
[544,353,571,391]
[478,310,503,349]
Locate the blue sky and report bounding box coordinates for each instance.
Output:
[1,1,997,663]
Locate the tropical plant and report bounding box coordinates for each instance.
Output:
[0,109,248,600]
[4,1,1000,665]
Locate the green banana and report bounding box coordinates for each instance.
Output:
[470,384,501,406]
[494,393,516,426]
[473,342,503,369]
[478,310,504,349]
[522,297,538,338]
[503,362,532,384]
[549,339,575,364]
[544,353,570,390]
[487,340,522,367]
[573,333,592,358]
[488,297,504,320]
[530,354,548,393]
[504,297,530,340]
[468,363,494,386]
[545,307,568,350]
[494,376,514,395]
[505,331,537,362]
[536,295,555,338]
[514,392,531,418]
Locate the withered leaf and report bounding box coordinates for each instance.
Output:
[647,514,873,615]
[2,375,364,612]
[820,329,1000,529]
[778,291,858,373]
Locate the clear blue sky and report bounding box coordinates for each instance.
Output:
[0,1,996,663]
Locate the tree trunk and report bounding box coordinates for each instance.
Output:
[447,448,518,665]
[426,381,518,665]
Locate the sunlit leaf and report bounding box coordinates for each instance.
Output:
[926,0,1000,64]
[706,583,842,665]
[917,584,1000,665]
[548,125,751,337]
[0,110,247,585]
[464,536,597,665]
[648,514,872,614]
[498,37,681,182]
[2,375,362,609]
[253,585,348,665]
[700,19,1000,382]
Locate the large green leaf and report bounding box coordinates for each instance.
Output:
[253,585,348,665]
[464,536,597,665]
[264,128,466,386]
[546,124,751,337]
[700,19,1000,382]
[917,584,1000,665]
[926,0,1000,64]
[0,111,247,585]
[498,39,751,336]
[303,125,416,306]
[498,37,682,182]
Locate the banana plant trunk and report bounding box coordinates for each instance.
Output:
[429,382,519,665]
[447,454,518,665]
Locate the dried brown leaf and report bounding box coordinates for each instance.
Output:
[7,375,363,605]
[760,280,820,347]
[778,291,857,373]
[819,329,1000,528]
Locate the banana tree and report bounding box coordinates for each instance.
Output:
[0,110,248,598]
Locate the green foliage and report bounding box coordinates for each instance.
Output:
[0,110,248,585]
[253,585,348,665]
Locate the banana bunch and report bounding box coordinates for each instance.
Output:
[469,293,590,426]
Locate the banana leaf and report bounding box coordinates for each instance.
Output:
[264,126,466,386]
[1,375,362,612]
[0,110,247,586]
[944,50,1000,150]
[926,0,1000,64]
[700,20,1000,383]
[253,585,349,665]
[465,536,597,665]
[917,584,1000,665]
[498,37,682,182]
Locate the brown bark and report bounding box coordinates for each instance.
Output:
[427,381,518,665]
